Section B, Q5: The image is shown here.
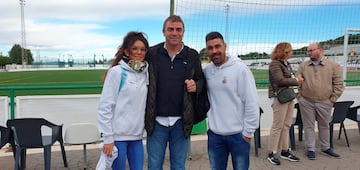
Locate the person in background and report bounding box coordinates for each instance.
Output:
[266,42,303,165]
[98,31,150,170]
[145,15,206,169]
[297,42,344,160]
[203,31,259,170]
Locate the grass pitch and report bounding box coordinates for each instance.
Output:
[0,69,106,96]
[1,68,358,96]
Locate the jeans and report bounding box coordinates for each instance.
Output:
[112,140,144,170]
[208,130,250,170]
[147,120,190,170]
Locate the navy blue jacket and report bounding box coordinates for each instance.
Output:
[145,42,206,138]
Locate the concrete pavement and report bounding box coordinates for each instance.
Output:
[1,126,360,170]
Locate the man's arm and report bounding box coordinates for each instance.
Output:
[330,63,344,103]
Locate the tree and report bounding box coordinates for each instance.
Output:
[9,44,33,65]
[0,56,11,66]
[199,48,208,61]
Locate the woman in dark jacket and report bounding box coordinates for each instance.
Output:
[266,42,303,165]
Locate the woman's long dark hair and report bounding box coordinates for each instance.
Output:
[102,31,150,82]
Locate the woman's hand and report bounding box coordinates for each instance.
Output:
[296,74,304,86]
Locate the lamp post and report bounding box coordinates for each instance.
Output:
[224,4,230,55]
[102,54,105,68]
[93,54,96,68]
[19,0,27,67]
[224,4,230,42]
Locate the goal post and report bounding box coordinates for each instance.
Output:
[343,28,360,85]
[172,0,360,87]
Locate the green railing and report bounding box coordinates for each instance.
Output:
[0,85,102,119]
[0,84,208,134]
[1,80,359,119]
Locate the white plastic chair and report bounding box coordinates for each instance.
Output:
[64,123,101,169]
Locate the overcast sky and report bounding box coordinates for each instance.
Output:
[0,0,359,63]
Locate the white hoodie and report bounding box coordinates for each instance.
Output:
[98,60,148,144]
[204,56,259,138]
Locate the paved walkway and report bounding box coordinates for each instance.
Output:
[1,126,360,170]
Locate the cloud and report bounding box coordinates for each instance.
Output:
[0,0,169,59]
[0,0,357,60]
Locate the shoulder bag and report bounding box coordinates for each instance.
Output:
[277,87,296,104]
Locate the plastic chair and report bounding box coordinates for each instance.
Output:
[329,101,354,148]
[64,123,101,169]
[1,126,11,148]
[188,119,207,160]
[289,103,303,150]
[0,125,16,154]
[254,107,263,157]
[346,104,360,133]
[6,118,68,170]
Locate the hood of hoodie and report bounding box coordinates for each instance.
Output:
[207,56,242,71]
[221,56,241,68]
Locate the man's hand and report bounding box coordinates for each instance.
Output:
[185,79,196,92]
[243,135,252,143]
[103,143,115,157]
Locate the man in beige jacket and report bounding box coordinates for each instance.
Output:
[297,42,344,160]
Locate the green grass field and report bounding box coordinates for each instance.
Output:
[0,70,106,96]
[0,70,106,86]
[0,69,359,96]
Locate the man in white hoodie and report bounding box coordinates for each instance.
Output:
[204,31,259,170]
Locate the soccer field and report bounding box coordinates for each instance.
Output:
[0,69,269,96]
[0,69,359,96]
[0,69,106,96]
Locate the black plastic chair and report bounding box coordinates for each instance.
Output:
[1,125,11,148]
[346,105,360,133]
[329,101,354,148]
[0,125,16,161]
[254,107,263,157]
[7,118,68,170]
[289,103,303,150]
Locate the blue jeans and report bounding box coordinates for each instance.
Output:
[146,120,190,170]
[112,140,144,170]
[207,130,250,170]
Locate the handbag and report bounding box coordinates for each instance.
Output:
[277,87,296,103]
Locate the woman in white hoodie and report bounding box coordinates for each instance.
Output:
[98,31,149,170]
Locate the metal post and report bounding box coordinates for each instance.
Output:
[20,0,27,67]
[102,54,105,68]
[224,4,230,54]
[224,4,230,42]
[170,0,174,16]
[343,29,349,86]
[10,89,15,119]
[93,54,96,68]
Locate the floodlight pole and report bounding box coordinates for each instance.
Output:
[343,29,349,86]
[102,54,105,67]
[170,0,174,16]
[224,4,230,54]
[20,0,27,67]
[224,4,230,42]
